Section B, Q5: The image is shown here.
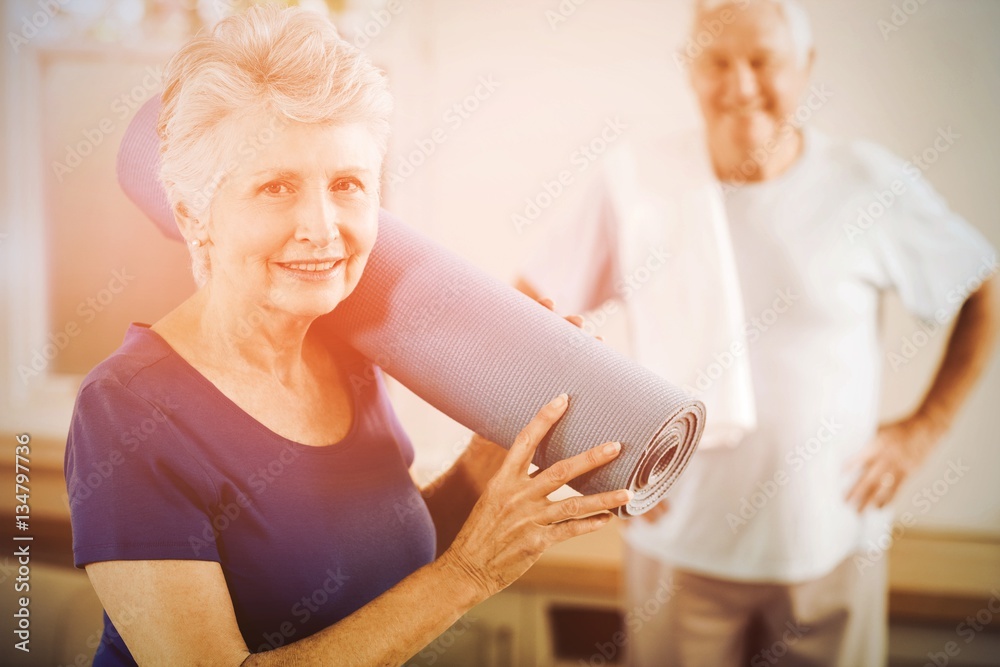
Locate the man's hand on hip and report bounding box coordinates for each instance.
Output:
[843,417,940,511]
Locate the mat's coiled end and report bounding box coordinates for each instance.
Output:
[621,402,705,517]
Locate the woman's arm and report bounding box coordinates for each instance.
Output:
[86,554,479,667]
[86,395,630,666]
[421,434,506,555]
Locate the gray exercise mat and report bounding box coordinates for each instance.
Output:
[117,96,705,516]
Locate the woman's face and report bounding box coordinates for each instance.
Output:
[204,116,382,319]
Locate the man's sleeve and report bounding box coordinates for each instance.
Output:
[65,379,221,568]
[867,151,997,323]
[519,169,621,314]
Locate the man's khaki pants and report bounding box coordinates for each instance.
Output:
[623,544,888,667]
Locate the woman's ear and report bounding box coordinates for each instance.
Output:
[173,201,203,244]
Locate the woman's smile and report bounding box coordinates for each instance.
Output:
[273,256,348,282]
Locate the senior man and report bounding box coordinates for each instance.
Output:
[517,1,998,665]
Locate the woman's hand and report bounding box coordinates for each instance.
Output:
[844,416,941,511]
[441,393,631,600]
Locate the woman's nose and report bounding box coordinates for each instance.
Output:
[295,187,341,246]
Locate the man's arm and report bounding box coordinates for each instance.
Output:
[847,276,999,510]
[911,276,1000,433]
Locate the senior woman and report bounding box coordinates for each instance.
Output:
[65,6,630,665]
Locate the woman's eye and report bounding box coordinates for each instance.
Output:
[262,182,291,195]
[332,178,363,193]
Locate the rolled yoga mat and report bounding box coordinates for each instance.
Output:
[117,96,705,517]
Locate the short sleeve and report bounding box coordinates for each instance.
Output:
[864,146,997,322]
[520,168,620,314]
[65,379,221,568]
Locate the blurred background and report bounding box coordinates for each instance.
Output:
[0,0,998,665]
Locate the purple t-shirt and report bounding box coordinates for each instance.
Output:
[65,324,436,665]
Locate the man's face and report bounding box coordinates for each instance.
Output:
[689,1,812,161]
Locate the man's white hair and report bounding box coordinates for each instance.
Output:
[697,0,814,67]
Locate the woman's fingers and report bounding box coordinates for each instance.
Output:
[533,441,622,495]
[503,394,570,476]
[547,513,614,544]
[539,489,632,524]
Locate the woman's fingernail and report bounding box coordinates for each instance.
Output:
[618,489,633,503]
[604,441,621,456]
[552,393,568,408]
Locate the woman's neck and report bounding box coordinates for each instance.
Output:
[155,284,318,386]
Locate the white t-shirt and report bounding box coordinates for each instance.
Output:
[522,128,996,583]
[524,133,759,450]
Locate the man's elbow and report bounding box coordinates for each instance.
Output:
[964,274,1000,339]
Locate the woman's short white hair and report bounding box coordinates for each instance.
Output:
[696,0,814,67]
[157,5,393,287]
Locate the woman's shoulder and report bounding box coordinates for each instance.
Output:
[75,323,187,416]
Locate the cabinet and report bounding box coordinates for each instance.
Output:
[407,589,529,667]
[409,586,625,667]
